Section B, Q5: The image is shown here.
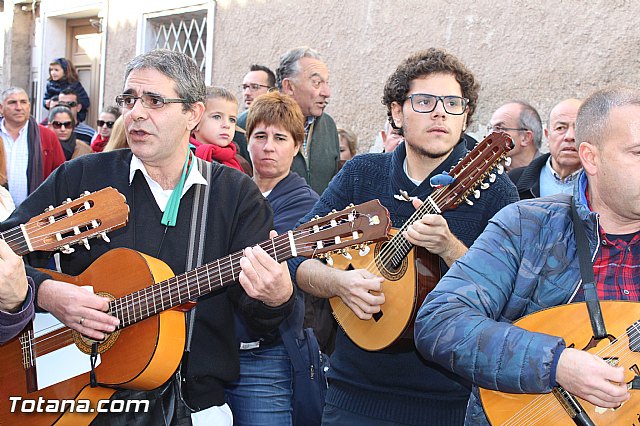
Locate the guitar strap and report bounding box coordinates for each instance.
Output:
[171,157,212,419]
[570,196,608,339]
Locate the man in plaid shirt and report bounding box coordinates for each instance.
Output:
[415,85,640,425]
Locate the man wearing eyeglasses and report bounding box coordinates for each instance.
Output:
[58,87,96,144]
[289,48,518,425]
[240,64,275,110]
[487,100,542,171]
[233,64,277,165]
[0,87,65,206]
[509,98,583,199]
[5,49,294,425]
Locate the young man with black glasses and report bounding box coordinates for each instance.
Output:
[289,48,519,425]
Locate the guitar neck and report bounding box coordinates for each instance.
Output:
[386,194,444,266]
[110,233,295,329]
[0,226,29,256]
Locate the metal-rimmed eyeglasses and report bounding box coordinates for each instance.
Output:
[486,124,529,134]
[239,83,271,92]
[406,94,469,115]
[115,94,189,109]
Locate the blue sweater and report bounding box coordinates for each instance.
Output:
[235,172,319,344]
[290,141,519,425]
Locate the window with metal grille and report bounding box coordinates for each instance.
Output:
[148,11,207,73]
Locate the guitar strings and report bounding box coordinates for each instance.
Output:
[496,319,640,425]
[29,221,352,353]
[330,162,480,327]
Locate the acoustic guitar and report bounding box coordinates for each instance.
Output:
[0,200,390,426]
[0,187,128,255]
[480,301,640,425]
[330,132,514,351]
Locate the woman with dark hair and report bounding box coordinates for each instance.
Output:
[48,106,92,160]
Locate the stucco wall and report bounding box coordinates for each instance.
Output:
[210,0,640,151]
[96,0,640,153]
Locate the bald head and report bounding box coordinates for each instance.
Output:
[545,98,582,179]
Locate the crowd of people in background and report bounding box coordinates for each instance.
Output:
[1,44,638,426]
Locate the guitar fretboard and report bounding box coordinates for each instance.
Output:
[0,226,29,255]
[109,233,295,329]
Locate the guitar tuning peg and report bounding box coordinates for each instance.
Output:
[504,157,512,167]
[489,173,496,183]
[496,164,504,174]
[465,198,474,206]
[64,197,73,204]
[83,190,91,195]
[480,182,490,190]
[341,250,352,260]
[473,189,480,199]
[331,209,337,213]
[100,232,111,243]
[359,245,370,257]
[60,244,75,254]
[47,205,55,212]
[82,238,91,250]
[325,254,334,266]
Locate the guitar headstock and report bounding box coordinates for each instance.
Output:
[23,187,129,253]
[293,199,391,259]
[435,132,513,210]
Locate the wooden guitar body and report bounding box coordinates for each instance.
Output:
[480,301,640,425]
[330,228,441,351]
[0,248,186,426]
[0,200,391,425]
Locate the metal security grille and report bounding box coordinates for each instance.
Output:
[148,11,207,73]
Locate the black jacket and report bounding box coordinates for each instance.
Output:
[507,153,550,200]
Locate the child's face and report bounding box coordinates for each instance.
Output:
[193,98,237,147]
[49,64,64,81]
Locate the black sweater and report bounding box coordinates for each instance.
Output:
[5,149,294,410]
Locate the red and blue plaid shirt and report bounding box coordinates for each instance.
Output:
[574,188,640,301]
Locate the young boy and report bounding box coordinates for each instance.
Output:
[191,86,251,174]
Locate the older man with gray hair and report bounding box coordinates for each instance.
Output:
[276,46,340,196]
[0,87,65,206]
[488,100,542,171]
[3,49,295,425]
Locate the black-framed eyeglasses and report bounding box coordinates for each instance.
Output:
[405,94,469,115]
[240,83,271,92]
[51,121,73,129]
[115,94,189,110]
[58,101,78,108]
[486,124,529,134]
[97,120,115,128]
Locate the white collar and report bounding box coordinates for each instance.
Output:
[128,154,208,211]
[0,118,28,137]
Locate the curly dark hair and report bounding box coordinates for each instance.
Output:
[382,48,480,133]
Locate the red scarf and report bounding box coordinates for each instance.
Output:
[190,137,243,172]
[91,135,109,153]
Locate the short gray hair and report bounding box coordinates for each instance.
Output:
[511,101,543,149]
[124,49,206,111]
[1,87,27,104]
[275,47,323,90]
[575,86,640,148]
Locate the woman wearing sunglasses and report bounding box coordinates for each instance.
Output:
[91,106,121,152]
[48,106,92,160]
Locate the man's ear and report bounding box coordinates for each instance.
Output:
[391,102,404,129]
[281,78,294,96]
[187,101,206,131]
[579,142,597,176]
[76,102,83,112]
